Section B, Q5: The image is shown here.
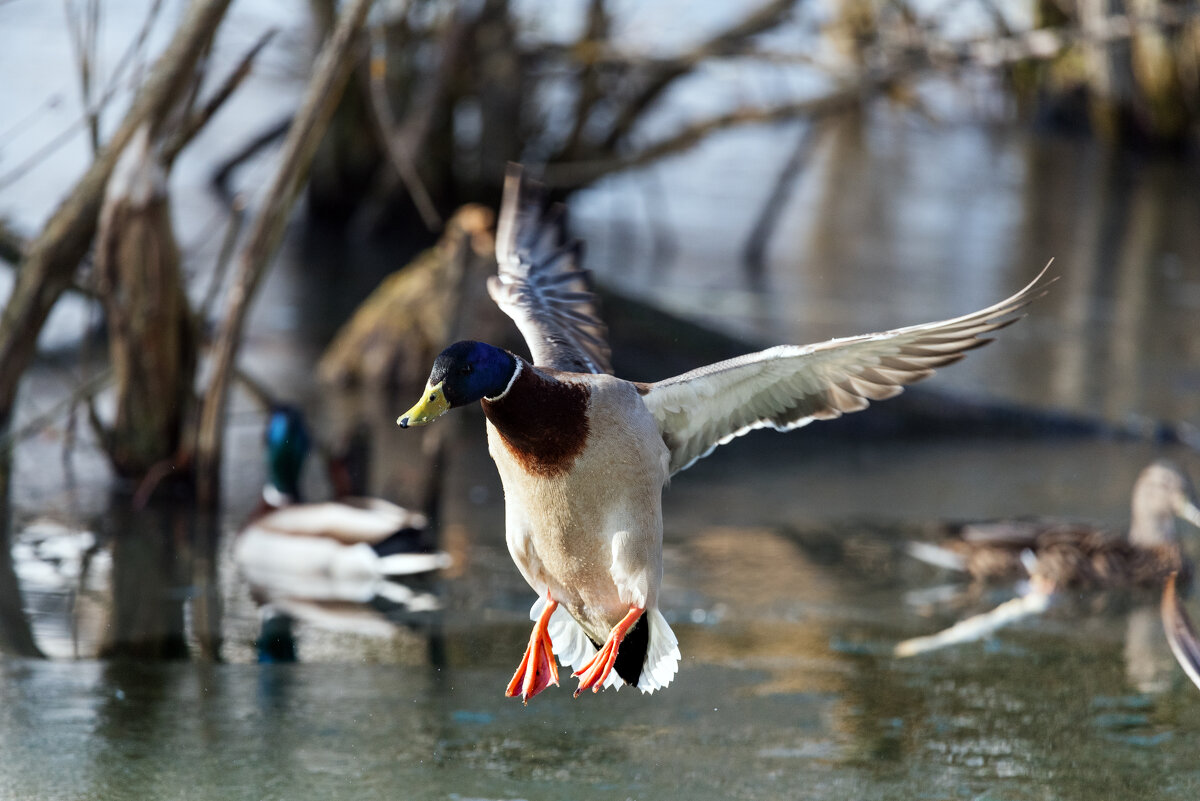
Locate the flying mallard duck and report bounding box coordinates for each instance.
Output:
[896,461,1200,669]
[397,165,1052,702]
[235,407,450,601]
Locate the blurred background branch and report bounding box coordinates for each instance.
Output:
[194,0,376,507]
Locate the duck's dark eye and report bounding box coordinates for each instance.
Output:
[460,365,473,375]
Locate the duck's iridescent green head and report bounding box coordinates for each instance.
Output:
[265,406,311,500]
[397,341,517,428]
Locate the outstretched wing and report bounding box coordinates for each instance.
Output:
[643,265,1053,475]
[487,165,612,374]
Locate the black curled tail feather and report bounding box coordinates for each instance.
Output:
[614,614,648,687]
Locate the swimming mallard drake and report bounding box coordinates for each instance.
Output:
[907,460,1200,591]
[397,166,1051,701]
[235,407,450,597]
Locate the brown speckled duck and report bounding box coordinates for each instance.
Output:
[398,165,1051,702]
[897,462,1200,680]
[908,461,1200,592]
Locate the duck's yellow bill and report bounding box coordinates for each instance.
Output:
[397,381,450,428]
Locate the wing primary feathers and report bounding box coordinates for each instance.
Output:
[644,262,1055,475]
[491,165,614,375]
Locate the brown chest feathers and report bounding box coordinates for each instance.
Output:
[482,367,590,478]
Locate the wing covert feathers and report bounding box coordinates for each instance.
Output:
[644,264,1054,475]
[489,165,613,374]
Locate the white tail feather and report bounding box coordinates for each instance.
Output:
[637,607,681,693]
[905,541,968,572]
[527,598,680,694]
[375,551,453,576]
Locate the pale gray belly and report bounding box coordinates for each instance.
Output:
[489,421,667,640]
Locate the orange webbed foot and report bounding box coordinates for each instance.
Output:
[573,607,644,697]
[506,596,559,703]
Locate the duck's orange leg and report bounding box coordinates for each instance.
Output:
[573,606,644,696]
[505,594,560,703]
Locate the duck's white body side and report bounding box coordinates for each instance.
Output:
[235,499,446,604]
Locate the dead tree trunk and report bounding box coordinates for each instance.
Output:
[0,439,44,657]
[94,126,197,479]
[0,0,230,654]
[0,0,230,433]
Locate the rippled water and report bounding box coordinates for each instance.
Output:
[9,431,1200,800]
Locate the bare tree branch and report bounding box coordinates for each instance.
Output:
[0,369,112,455]
[102,0,168,102]
[0,441,43,657]
[742,120,821,282]
[64,0,102,153]
[0,220,26,266]
[0,0,234,433]
[195,0,376,507]
[599,0,801,152]
[0,221,100,300]
[198,194,246,323]
[209,115,292,199]
[559,0,612,159]
[164,28,279,164]
[364,23,443,231]
[545,77,885,189]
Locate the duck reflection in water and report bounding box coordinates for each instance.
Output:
[235,407,450,660]
[897,461,1200,693]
